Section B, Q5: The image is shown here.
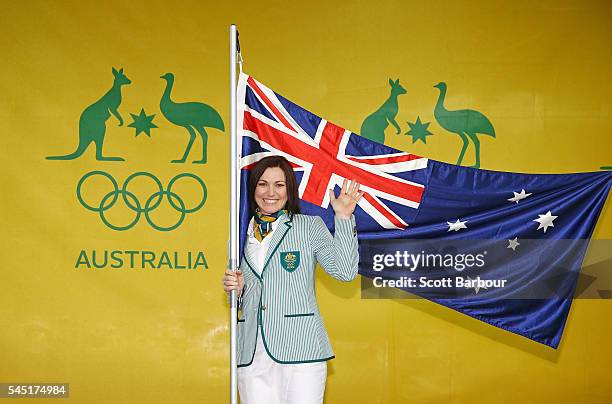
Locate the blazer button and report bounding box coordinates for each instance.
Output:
[261,305,267,310]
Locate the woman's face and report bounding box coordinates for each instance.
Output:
[254,166,288,215]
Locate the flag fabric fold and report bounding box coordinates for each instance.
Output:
[237,72,612,348]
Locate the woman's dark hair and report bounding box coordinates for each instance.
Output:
[248,156,300,215]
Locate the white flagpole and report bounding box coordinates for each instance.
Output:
[229,24,239,404]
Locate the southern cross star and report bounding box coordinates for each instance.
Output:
[508,189,532,203]
[447,219,468,232]
[467,276,487,294]
[507,237,520,251]
[533,211,557,233]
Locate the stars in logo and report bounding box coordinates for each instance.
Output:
[405,116,433,144]
[447,219,468,232]
[533,211,557,233]
[508,189,532,204]
[507,237,520,251]
[128,108,158,137]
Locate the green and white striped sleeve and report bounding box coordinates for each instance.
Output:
[310,215,359,282]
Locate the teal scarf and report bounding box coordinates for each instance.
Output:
[253,209,287,242]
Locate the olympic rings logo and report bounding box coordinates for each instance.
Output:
[76,171,207,231]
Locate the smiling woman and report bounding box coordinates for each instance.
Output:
[223,155,363,404]
[248,156,301,217]
[254,166,288,215]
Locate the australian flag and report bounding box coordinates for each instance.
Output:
[237,73,612,348]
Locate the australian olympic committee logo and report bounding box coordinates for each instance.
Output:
[76,171,207,231]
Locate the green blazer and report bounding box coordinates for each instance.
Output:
[237,213,358,366]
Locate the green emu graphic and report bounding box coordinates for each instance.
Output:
[360,78,406,144]
[47,67,131,161]
[433,82,495,168]
[160,73,225,164]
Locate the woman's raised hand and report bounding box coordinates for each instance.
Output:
[223,269,244,296]
[329,179,363,219]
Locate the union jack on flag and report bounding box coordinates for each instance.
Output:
[237,73,429,233]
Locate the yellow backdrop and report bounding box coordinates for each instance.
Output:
[1,1,611,403]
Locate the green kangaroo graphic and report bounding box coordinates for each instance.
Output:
[47,67,131,161]
[433,82,495,168]
[360,78,407,144]
[159,73,225,164]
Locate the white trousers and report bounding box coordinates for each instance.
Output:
[238,330,327,404]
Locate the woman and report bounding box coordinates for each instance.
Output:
[223,155,362,404]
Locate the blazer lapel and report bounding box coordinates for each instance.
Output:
[260,214,293,278]
[242,221,258,279]
[244,242,257,272]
